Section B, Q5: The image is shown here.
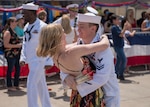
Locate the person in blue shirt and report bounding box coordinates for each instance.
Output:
[110,14,128,80]
[14,14,24,39]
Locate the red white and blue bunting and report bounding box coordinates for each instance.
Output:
[137,1,150,8]
[92,0,137,7]
[0,0,150,12]
[0,6,22,12]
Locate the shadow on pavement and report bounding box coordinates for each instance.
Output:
[53,94,70,102]
[119,65,150,84]
[119,79,140,84]
[125,70,150,78]
[4,90,26,97]
[49,90,70,102]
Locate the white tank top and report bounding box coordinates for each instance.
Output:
[65,27,75,44]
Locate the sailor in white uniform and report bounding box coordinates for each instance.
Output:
[20,3,53,107]
[60,13,120,107]
[54,3,79,27]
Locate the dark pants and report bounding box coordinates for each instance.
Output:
[114,47,127,77]
[6,56,20,87]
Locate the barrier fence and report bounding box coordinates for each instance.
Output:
[0,31,150,79]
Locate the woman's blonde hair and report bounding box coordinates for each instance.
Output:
[61,14,72,34]
[126,9,134,19]
[37,23,63,57]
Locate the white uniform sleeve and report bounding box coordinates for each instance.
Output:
[20,37,26,62]
[59,71,69,86]
[44,57,54,66]
[53,17,62,24]
[77,48,114,97]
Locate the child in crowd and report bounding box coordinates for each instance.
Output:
[121,18,136,45]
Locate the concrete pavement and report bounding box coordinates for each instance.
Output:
[0,65,150,107]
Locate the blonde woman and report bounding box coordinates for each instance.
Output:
[126,9,136,28]
[37,23,109,76]
[61,14,78,44]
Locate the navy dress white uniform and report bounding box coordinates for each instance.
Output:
[20,3,53,107]
[60,13,120,107]
[53,3,79,27]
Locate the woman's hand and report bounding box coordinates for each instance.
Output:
[123,21,129,30]
[16,43,22,48]
[65,75,77,90]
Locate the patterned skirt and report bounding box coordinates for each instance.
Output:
[70,88,104,107]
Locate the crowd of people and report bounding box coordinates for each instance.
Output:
[0,1,150,107]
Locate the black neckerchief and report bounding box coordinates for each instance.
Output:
[24,25,35,42]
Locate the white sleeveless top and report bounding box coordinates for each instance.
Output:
[65,27,75,44]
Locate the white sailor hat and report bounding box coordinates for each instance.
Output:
[87,6,98,15]
[66,4,79,12]
[22,3,39,10]
[78,13,103,35]
[66,3,79,9]
[78,13,101,25]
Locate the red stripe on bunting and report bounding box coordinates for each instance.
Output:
[127,56,150,66]
[0,64,59,78]
[0,6,22,12]
[114,56,150,67]
[93,0,137,7]
[0,0,150,12]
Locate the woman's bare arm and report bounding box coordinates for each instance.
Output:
[3,31,22,48]
[141,21,150,31]
[129,30,136,37]
[68,34,109,58]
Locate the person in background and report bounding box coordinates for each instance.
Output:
[137,11,146,28]
[61,13,120,107]
[53,3,79,35]
[111,14,128,80]
[121,18,136,39]
[104,12,114,33]
[0,23,4,33]
[37,9,47,23]
[141,9,150,31]
[14,14,25,39]
[126,9,137,28]
[0,23,4,53]
[101,9,110,25]
[141,9,150,70]
[19,3,53,107]
[65,3,79,28]
[3,17,22,91]
[61,14,78,44]
[124,21,136,45]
